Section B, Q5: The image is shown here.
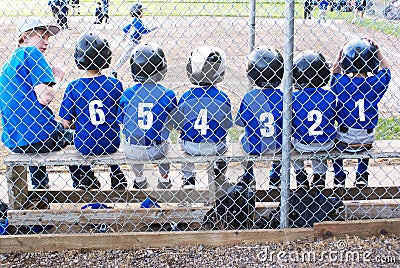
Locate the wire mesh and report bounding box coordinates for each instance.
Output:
[0,0,399,235]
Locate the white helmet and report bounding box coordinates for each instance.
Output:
[186,46,226,85]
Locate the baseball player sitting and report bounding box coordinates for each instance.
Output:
[59,31,127,190]
[291,50,336,189]
[331,38,391,188]
[118,42,178,189]
[175,46,233,190]
[235,46,284,190]
[110,2,157,78]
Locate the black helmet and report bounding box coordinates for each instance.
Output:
[340,38,379,74]
[75,31,112,70]
[247,46,284,88]
[186,46,226,86]
[293,50,331,88]
[130,2,144,17]
[130,42,167,83]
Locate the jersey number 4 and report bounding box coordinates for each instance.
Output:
[194,109,210,135]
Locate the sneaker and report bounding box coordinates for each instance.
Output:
[355,172,369,188]
[295,169,309,189]
[312,174,326,189]
[182,177,195,190]
[110,171,127,190]
[32,184,50,190]
[133,177,148,189]
[237,175,256,190]
[158,178,172,189]
[76,178,101,191]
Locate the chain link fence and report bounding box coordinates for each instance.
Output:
[0,0,399,235]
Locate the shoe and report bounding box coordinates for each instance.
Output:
[182,177,195,190]
[312,174,326,189]
[32,184,49,190]
[269,176,280,190]
[157,178,172,189]
[76,178,101,191]
[22,197,49,210]
[295,169,309,189]
[110,171,127,190]
[355,172,368,188]
[133,177,148,189]
[237,175,256,190]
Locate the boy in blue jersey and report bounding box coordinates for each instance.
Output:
[235,46,284,190]
[318,0,330,23]
[59,31,126,190]
[176,46,233,189]
[0,18,78,189]
[119,42,177,189]
[291,50,336,189]
[331,38,390,188]
[111,2,157,77]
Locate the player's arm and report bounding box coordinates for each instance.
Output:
[366,38,390,69]
[34,66,64,106]
[61,119,75,129]
[331,43,345,74]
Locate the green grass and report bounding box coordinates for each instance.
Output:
[376,117,400,140]
[1,0,398,36]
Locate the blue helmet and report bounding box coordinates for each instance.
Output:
[130,3,144,17]
[340,38,379,73]
[293,50,331,88]
[246,46,284,88]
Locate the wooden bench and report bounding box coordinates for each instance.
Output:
[4,140,400,231]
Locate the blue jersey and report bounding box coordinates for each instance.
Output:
[319,0,329,10]
[59,75,123,155]
[0,46,58,149]
[122,17,153,44]
[331,69,391,129]
[176,86,233,143]
[292,87,337,144]
[235,88,283,155]
[118,83,177,146]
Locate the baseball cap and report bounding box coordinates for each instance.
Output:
[17,18,60,37]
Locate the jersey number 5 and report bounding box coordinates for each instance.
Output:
[89,100,106,126]
[194,109,210,135]
[138,102,154,130]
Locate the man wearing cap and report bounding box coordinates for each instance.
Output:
[0,18,81,189]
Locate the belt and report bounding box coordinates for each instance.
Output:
[336,141,373,150]
[339,125,373,134]
[126,137,163,146]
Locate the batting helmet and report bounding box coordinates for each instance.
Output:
[292,50,331,89]
[75,31,112,70]
[186,46,226,86]
[130,42,167,83]
[340,38,379,74]
[130,2,144,17]
[247,46,284,88]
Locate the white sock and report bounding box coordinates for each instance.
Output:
[135,176,146,183]
[159,177,170,183]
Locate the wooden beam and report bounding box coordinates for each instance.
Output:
[0,228,314,253]
[314,218,400,240]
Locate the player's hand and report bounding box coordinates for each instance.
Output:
[52,66,64,84]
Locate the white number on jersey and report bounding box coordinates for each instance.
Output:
[308,110,323,136]
[194,109,210,135]
[89,100,105,126]
[355,98,366,122]
[138,102,154,130]
[259,112,275,137]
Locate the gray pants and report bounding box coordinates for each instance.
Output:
[180,139,228,179]
[122,139,170,178]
